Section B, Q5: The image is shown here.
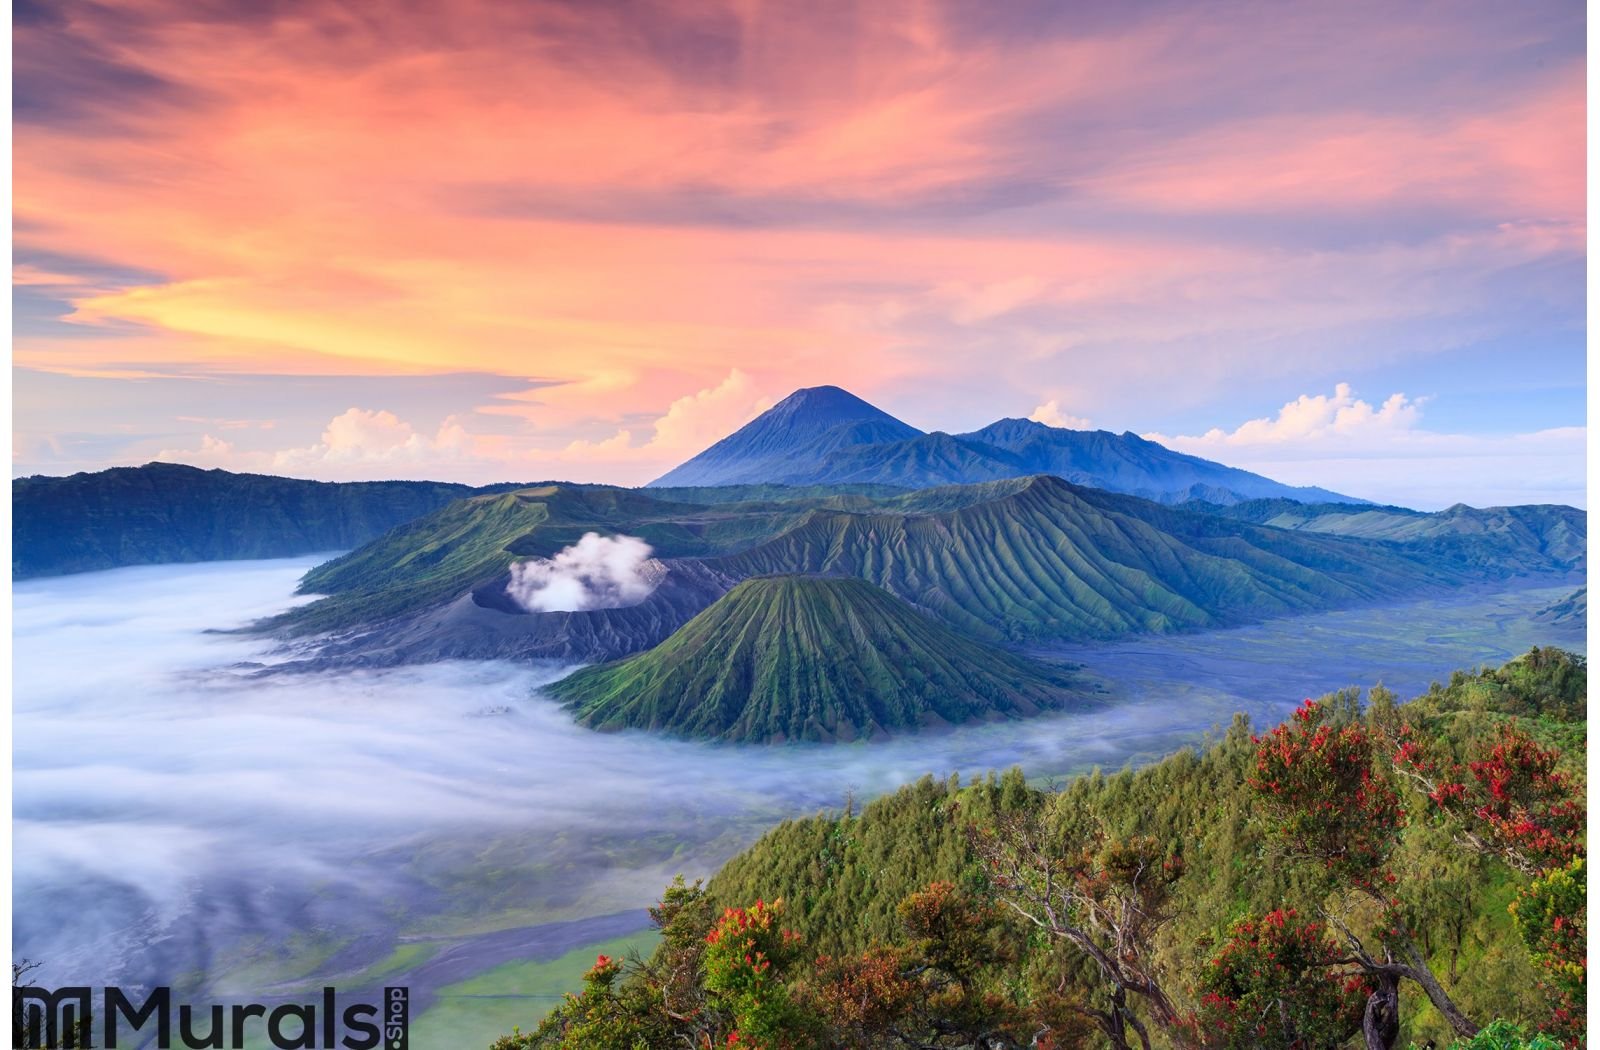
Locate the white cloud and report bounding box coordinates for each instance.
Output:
[506,533,658,612]
[1028,399,1093,430]
[555,369,774,479]
[1151,383,1421,449]
[272,408,473,470]
[154,408,484,480]
[146,378,776,487]
[1145,384,1585,509]
[153,434,237,465]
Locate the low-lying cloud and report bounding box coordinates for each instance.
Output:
[1144,383,1587,508]
[506,532,659,612]
[12,555,1573,1004]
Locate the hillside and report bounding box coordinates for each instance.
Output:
[649,385,1362,505]
[11,463,503,579]
[264,474,1581,670]
[1191,498,1587,575]
[1536,587,1586,626]
[270,484,842,634]
[549,575,1087,743]
[504,649,1589,1049]
[714,475,1460,643]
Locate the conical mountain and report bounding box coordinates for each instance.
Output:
[648,386,923,487]
[548,574,1085,743]
[648,385,1363,504]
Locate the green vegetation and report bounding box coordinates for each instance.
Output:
[273,484,828,633]
[495,648,1586,1048]
[1192,499,1586,577]
[718,475,1463,643]
[551,575,1087,742]
[12,462,501,579]
[263,472,1457,643]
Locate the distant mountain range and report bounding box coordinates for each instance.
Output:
[649,385,1359,505]
[259,475,1583,679]
[11,446,1584,744]
[12,463,521,580]
[1185,497,1587,576]
[4,386,1381,582]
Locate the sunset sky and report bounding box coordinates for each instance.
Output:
[13,0,1586,507]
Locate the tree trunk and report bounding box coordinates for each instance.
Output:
[1096,989,1133,1050]
[1362,972,1400,1050]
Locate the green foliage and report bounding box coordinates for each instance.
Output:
[1508,857,1585,1042]
[1433,1019,1566,1049]
[491,952,673,1050]
[702,900,812,1047]
[1399,720,1584,875]
[1249,697,1406,881]
[1192,909,1369,1049]
[621,649,1585,1048]
[510,875,1043,1048]
[551,575,1087,742]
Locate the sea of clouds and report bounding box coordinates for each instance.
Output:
[13,556,1577,998]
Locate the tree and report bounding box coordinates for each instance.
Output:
[970,813,1186,1050]
[1190,908,1369,1050]
[1507,858,1585,1046]
[1395,721,1584,876]
[702,899,812,1049]
[1395,719,1586,1042]
[1249,698,1477,1045]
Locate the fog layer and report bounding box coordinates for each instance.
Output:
[14,559,1581,1003]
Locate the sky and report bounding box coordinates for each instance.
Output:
[12,0,1587,508]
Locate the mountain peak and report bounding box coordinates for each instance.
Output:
[648,386,922,487]
[762,385,903,425]
[650,384,1363,505]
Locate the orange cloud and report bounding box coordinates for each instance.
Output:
[13,0,1586,480]
[1091,68,1584,221]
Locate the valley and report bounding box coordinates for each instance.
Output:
[11,556,1582,1048]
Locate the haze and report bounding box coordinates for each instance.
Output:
[13,556,1580,1000]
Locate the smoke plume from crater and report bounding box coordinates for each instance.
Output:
[506,532,659,612]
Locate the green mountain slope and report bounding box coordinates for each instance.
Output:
[276,484,828,633]
[1190,498,1586,575]
[12,463,499,579]
[714,475,1457,643]
[549,575,1086,743]
[266,474,1581,662]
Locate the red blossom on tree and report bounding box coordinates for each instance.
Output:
[1396,721,1584,875]
[1190,908,1370,1050]
[1248,699,1478,1043]
[1508,857,1586,1046]
[1248,700,1405,881]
